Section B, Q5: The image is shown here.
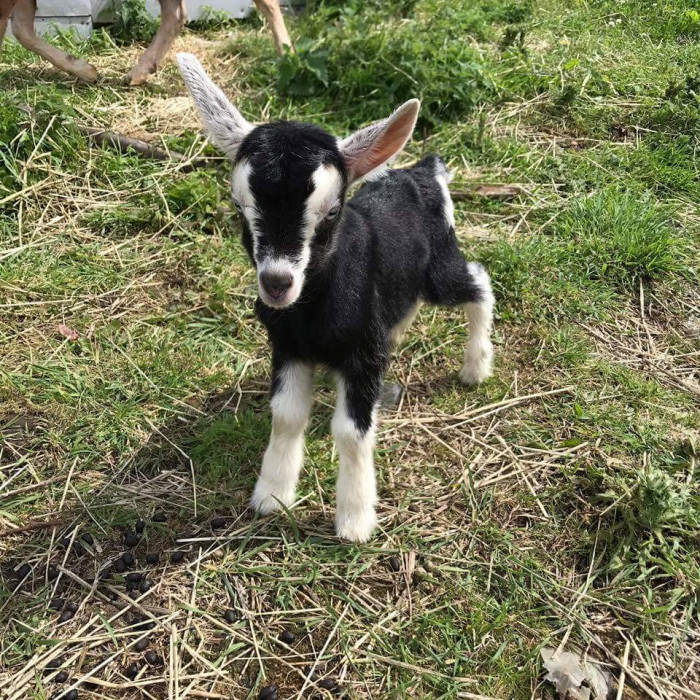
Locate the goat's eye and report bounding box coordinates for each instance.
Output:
[325,205,340,221]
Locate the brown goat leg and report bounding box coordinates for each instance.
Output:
[123,0,186,86]
[0,0,18,48]
[253,0,293,55]
[9,0,97,81]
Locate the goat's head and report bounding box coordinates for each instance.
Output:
[177,53,419,309]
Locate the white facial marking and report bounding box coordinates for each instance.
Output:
[305,164,343,230]
[251,362,315,514]
[332,377,379,543]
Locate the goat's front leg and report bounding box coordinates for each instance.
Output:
[332,371,383,543]
[251,360,314,514]
[123,0,186,86]
[9,0,97,81]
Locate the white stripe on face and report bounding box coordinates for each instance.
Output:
[304,164,343,235]
[232,159,260,257]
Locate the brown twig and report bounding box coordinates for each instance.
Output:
[0,516,69,539]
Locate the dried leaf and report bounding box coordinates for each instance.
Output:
[58,323,79,341]
[541,647,612,700]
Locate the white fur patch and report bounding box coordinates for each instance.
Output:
[459,263,495,385]
[332,378,378,543]
[435,166,455,229]
[251,363,315,514]
[305,164,343,230]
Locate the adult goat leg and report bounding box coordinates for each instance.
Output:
[0,0,17,49]
[10,0,97,81]
[124,0,185,86]
[253,0,292,55]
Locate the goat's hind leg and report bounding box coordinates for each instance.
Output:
[9,0,97,81]
[425,254,495,385]
[458,262,495,385]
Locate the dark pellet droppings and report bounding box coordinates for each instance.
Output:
[318,678,337,690]
[122,552,135,567]
[16,563,31,579]
[139,579,152,593]
[125,663,139,680]
[258,685,279,700]
[59,537,71,548]
[388,556,401,572]
[128,590,139,600]
[65,601,78,613]
[134,638,149,652]
[126,580,139,592]
[331,685,345,697]
[279,629,296,645]
[124,530,139,547]
[55,671,68,683]
[152,511,167,522]
[47,565,59,580]
[170,551,185,563]
[46,658,61,670]
[135,519,146,534]
[210,517,226,529]
[72,542,85,557]
[223,609,237,624]
[107,590,118,601]
[145,651,163,666]
[49,597,65,611]
[58,610,74,623]
[65,690,78,700]
[145,552,159,565]
[126,572,142,583]
[81,533,94,546]
[114,558,126,573]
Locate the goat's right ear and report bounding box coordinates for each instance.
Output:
[176,52,253,160]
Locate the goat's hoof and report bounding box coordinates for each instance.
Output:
[335,508,377,543]
[123,68,154,86]
[70,59,98,82]
[459,341,493,386]
[250,483,294,515]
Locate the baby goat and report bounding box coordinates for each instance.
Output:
[177,53,495,543]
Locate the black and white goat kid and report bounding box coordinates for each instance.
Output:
[177,53,495,543]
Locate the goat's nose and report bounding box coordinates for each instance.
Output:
[261,271,293,299]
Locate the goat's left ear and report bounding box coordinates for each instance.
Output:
[338,99,420,183]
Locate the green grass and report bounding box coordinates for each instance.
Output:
[1,0,699,698]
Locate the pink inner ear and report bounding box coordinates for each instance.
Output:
[353,107,417,179]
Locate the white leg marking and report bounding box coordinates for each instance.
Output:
[332,378,378,543]
[459,262,495,385]
[390,300,423,345]
[251,362,314,514]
